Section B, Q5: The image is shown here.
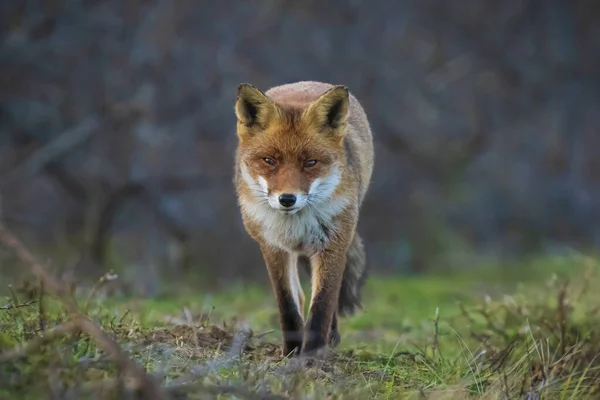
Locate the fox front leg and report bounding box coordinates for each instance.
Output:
[302,250,346,356]
[261,246,305,357]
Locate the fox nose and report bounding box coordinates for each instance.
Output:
[278,194,297,208]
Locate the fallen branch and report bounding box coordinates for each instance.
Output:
[0,221,168,400]
[0,220,276,399]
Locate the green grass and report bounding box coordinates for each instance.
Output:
[1,254,600,399]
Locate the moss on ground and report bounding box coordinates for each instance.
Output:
[1,254,599,399]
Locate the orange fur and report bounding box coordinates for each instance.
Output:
[234,81,374,357]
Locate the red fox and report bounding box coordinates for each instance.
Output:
[234,81,374,357]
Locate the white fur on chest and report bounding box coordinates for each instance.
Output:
[241,195,349,252]
[238,162,350,252]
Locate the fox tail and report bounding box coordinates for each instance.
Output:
[337,233,368,316]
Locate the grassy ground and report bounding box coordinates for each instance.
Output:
[1,254,599,399]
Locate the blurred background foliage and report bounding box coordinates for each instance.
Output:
[0,0,599,294]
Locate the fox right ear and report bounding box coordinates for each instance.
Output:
[235,84,278,129]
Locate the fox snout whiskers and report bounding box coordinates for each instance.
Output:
[267,192,308,213]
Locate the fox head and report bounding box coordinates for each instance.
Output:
[235,83,350,215]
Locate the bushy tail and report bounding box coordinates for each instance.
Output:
[338,233,368,317]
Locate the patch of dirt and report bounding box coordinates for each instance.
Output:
[144,323,283,359]
[246,342,281,359]
[145,324,232,347]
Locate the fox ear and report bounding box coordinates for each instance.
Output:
[304,85,349,135]
[235,83,278,130]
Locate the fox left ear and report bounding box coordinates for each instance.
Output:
[304,85,349,135]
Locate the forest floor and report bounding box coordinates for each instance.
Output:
[1,250,599,399]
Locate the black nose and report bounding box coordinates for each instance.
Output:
[278,194,297,208]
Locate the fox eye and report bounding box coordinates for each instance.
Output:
[304,160,318,168]
[263,158,276,166]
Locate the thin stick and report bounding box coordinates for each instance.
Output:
[38,279,46,331]
[0,300,38,311]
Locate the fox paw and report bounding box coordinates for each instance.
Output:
[282,342,302,358]
[329,329,341,348]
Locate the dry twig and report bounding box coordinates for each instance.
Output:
[0,300,38,311]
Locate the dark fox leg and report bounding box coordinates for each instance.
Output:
[261,246,304,357]
[302,250,346,356]
[300,256,342,348]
